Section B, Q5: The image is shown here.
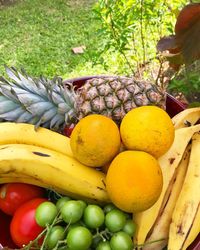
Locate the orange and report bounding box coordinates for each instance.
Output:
[70,114,121,167]
[120,106,175,158]
[106,150,163,213]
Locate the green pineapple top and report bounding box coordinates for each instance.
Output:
[0,67,77,131]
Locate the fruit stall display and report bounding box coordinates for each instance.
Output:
[0,67,199,250]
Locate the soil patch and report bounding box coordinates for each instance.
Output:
[0,0,16,6]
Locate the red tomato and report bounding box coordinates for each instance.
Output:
[0,183,45,215]
[10,198,47,248]
[63,123,75,137]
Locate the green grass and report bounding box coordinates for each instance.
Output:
[0,0,109,79]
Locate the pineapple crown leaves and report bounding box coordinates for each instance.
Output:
[0,66,77,130]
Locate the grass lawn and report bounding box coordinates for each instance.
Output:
[0,0,110,79]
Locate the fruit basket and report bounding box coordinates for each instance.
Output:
[0,75,199,250]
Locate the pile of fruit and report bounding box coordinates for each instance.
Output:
[0,68,199,250]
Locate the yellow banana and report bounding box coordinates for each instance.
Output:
[172,107,200,129]
[168,132,200,250]
[0,144,110,204]
[142,145,191,250]
[134,124,200,246]
[0,122,73,157]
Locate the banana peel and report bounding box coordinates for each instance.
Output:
[134,124,200,246]
[142,144,191,250]
[168,132,200,250]
[172,107,200,129]
[182,205,200,250]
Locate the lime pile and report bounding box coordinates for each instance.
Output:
[33,196,137,250]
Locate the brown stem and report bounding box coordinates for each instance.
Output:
[104,1,135,75]
[140,0,146,65]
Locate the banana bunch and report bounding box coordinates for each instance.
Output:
[0,122,110,204]
[134,107,200,250]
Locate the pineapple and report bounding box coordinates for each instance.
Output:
[0,67,166,131]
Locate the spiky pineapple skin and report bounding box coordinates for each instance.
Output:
[76,76,166,124]
[0,68,166,131]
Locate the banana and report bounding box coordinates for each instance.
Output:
[134,124,200,246]
[0,144,110,204]
[168,132,200,250]
[0,122,73,157]
[142,145,191,250]
[172,107,200,129]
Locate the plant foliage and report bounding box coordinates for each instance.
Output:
[156,3,200,105]
[93,0,187,76]
[157,3,200,67]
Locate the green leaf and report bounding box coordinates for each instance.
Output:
[188,102,200,108]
